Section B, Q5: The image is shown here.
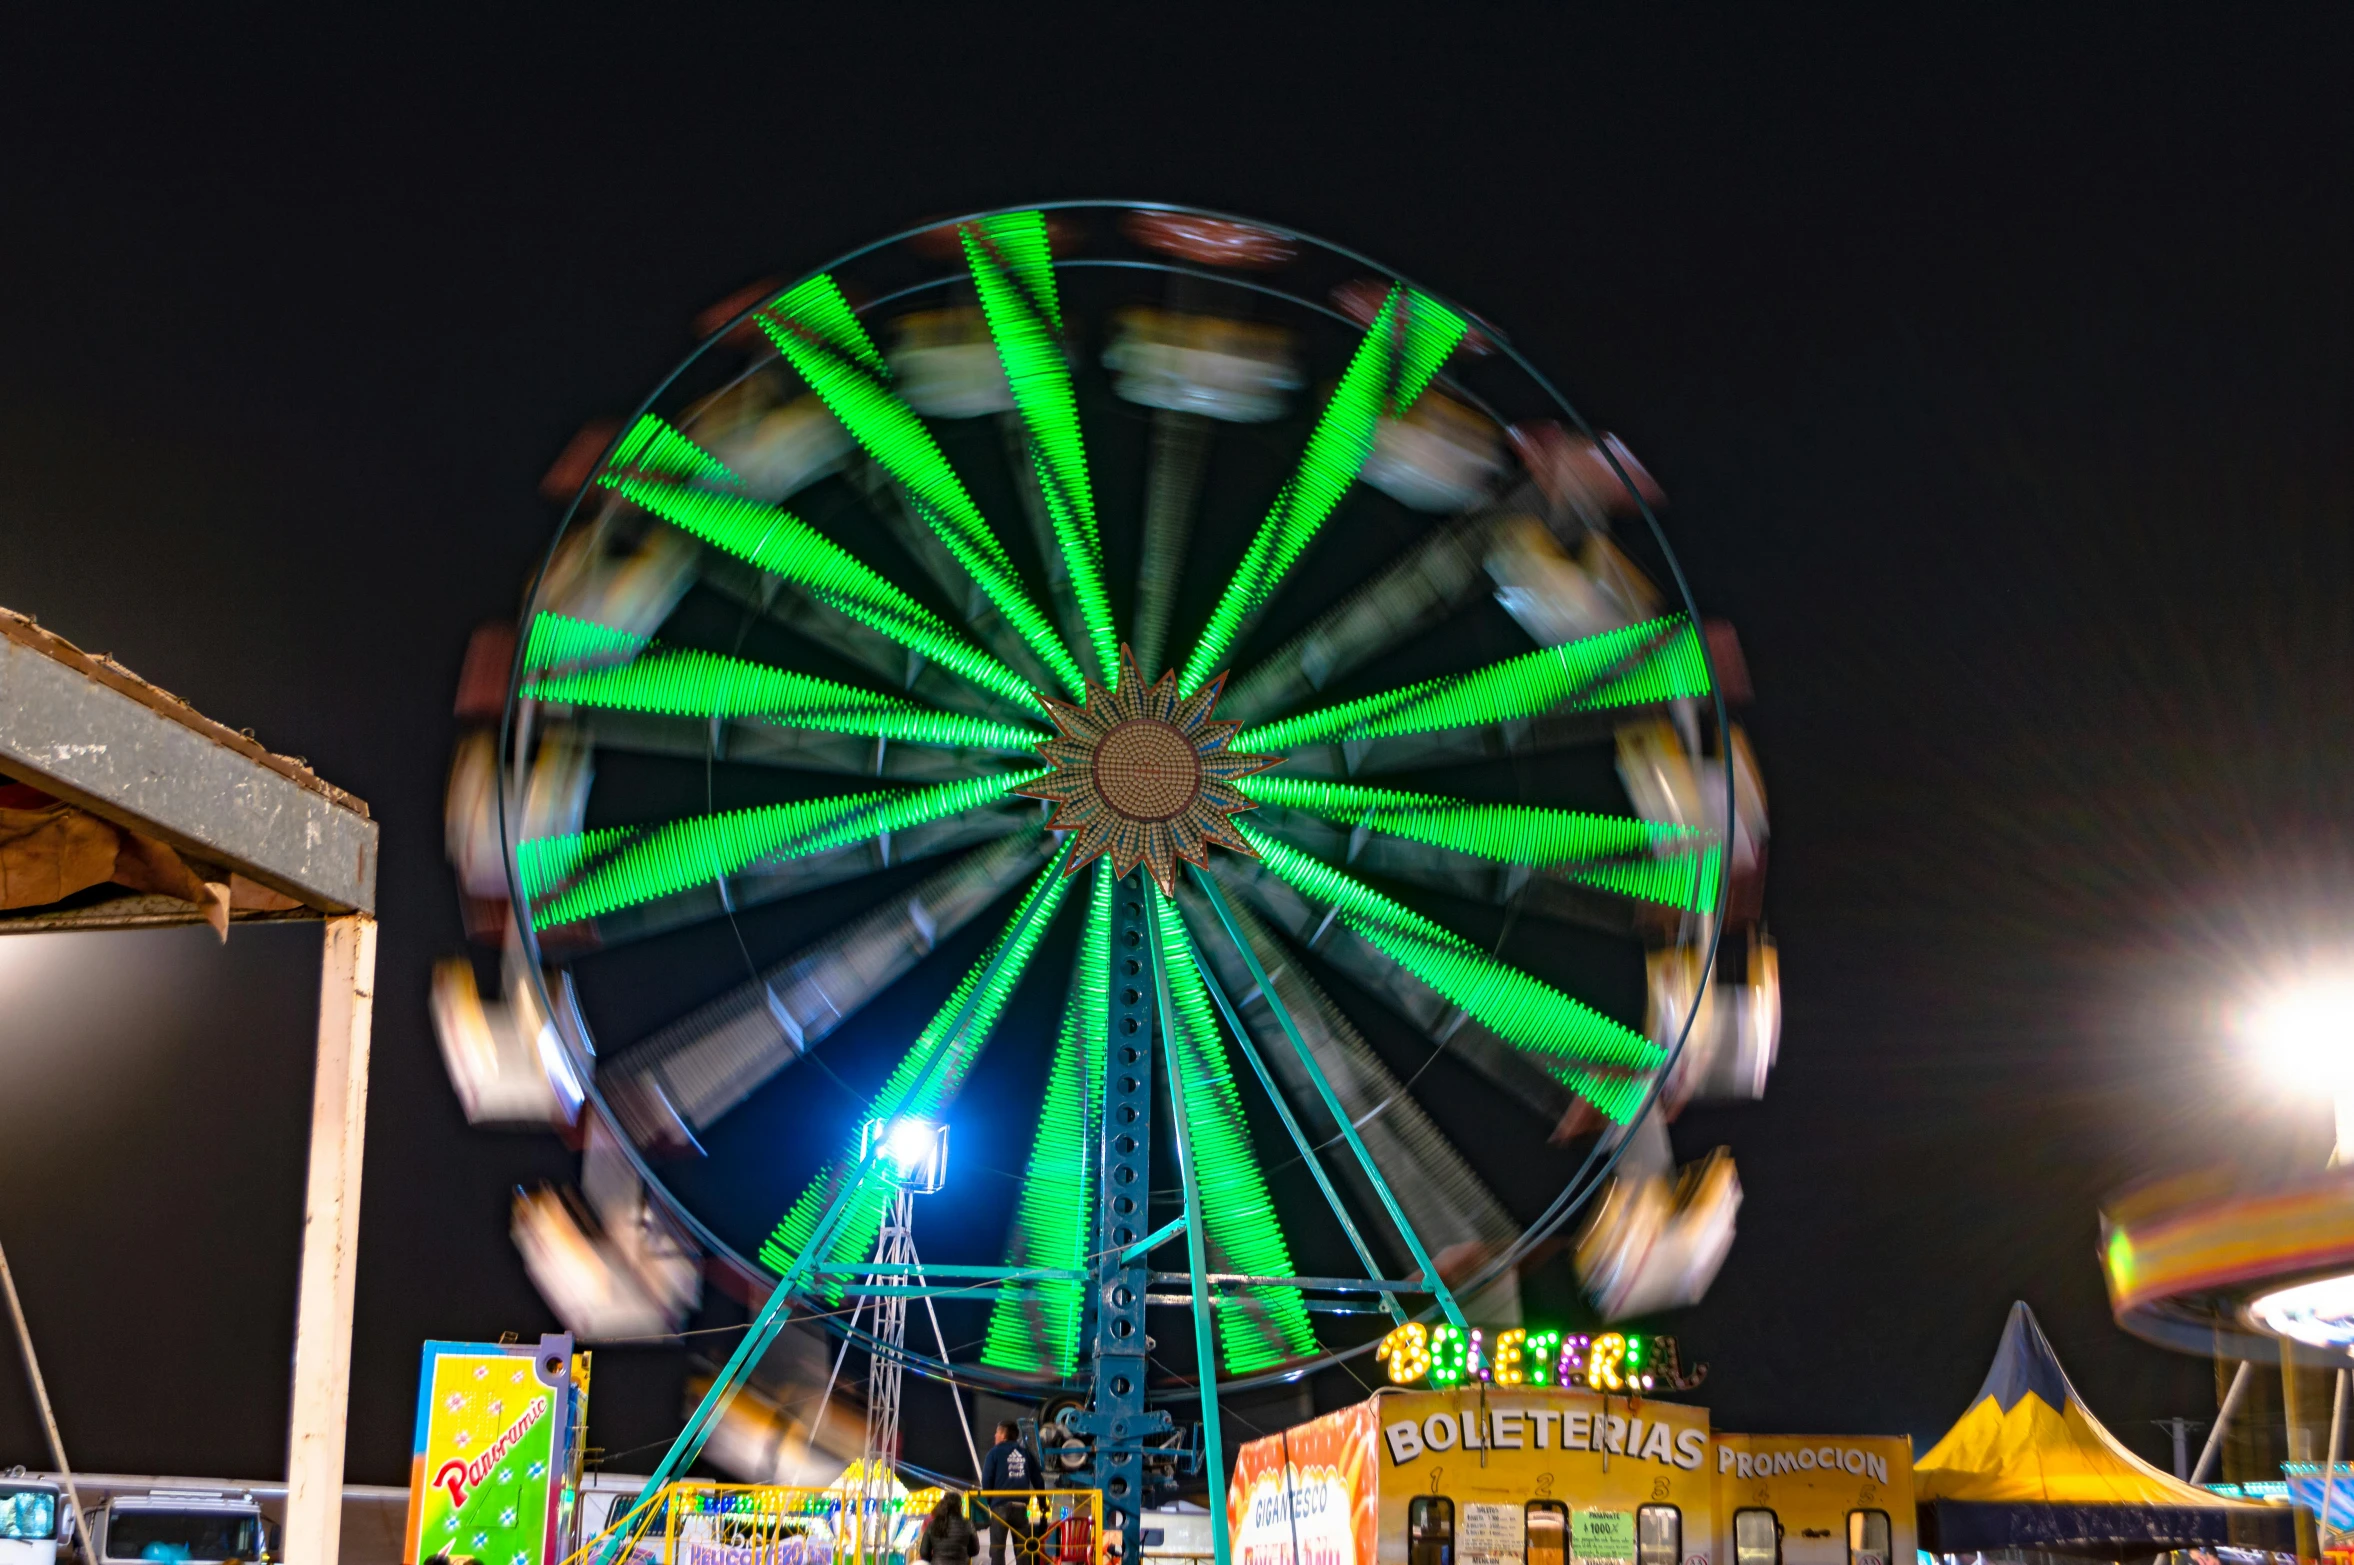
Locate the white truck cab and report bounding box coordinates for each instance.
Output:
[0,1472,63,1565]
[82,1492,273,1565]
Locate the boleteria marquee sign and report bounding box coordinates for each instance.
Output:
[403,1335,584,1565]
[1374,1325,1702,1393]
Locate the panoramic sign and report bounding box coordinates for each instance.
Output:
[403,1335,584,1565]
[1374,1325,1701,1393]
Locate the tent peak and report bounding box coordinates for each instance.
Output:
[1974,1300,2072,1415]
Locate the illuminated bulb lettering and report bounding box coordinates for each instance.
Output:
[1524,1329,1561,1387]
[1587,1332,1627,1392]
[1491,1327,1528,1386]
[1377,1322,1430,1385]
[1429,1324,1471,1388]
[1370,1324,1681,1389]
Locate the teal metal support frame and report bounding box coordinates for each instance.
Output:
[1145,885,1231,1565]
[1177,915,1407,1326]
[1119,1215,1188,1263]
[1190,865,1469,1330]
[599,848,1075,1564]
[595,1155,879,1564]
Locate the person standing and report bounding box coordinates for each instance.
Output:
[980,1421,1039,1565]
[919,1493,979,1565]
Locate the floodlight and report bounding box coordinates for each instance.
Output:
[858,1116,949,1192]
[2248,977,2354,1089]
[2248,1272,2354,1349]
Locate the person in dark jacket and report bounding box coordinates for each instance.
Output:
[979,1421,1038,1565]
[919,1493,979,1565]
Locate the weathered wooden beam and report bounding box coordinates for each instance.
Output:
[0,609,376,915]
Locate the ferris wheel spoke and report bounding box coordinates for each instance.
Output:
[758,275,1087,696]
[1179,285,1469,695]
[1231,614,1703,760]
[1237,776,1721,917]
[600,831,1056,1154]
[521,644,1048,753]
[543,805,1035,952]
[961,212,1119,682]
[1216,481,1548,724]
[759,847,1078,1291]
[529,767,1047,930]
[1178,874,1519,1323]
[1177,880,1526,1248]
[598,415,1042,713]
[1225,825,1659,1124]
[1147,887,1320,1372]
[1207,853,1579,1124]
[983,864,1113,1376]
[554,707,1028,785]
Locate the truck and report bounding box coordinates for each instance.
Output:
[80,1491,275,1565]
[0,1472,63,1565]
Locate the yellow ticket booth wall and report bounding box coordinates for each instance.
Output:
[1229,1394,1915,1565]
[1231,1388,1715,1565]
[1708,1436,1915,1565]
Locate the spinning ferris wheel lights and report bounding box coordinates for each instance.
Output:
[437,204,1783,1563]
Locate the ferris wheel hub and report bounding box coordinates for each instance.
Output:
[1018,646,1275,893]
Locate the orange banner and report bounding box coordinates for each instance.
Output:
[1230,1401,1381,1565]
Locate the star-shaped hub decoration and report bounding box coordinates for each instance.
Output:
[1016,647,1276,894]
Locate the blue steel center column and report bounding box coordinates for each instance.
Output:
[1073,870,1166,1563]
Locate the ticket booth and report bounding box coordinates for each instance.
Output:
[1707,1436,1914,1565]
[1229,1390,1912,1565]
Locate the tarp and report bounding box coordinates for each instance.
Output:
[1914,1301,2291,1553]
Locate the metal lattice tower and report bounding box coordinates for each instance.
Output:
[859,1186,915,1562]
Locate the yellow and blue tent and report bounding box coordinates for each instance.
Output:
[1914,1301,2289,1554]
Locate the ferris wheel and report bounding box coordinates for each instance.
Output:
[435,201,1777,1554]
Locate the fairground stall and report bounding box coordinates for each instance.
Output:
[1913,1303,2288,1558]
[1226,1327,1911,1565]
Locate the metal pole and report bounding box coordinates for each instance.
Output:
[286,913,377,1565]
[2192,1361,2256,1485]
[1146,886,1229,1565]
[1181,919,1406,1326]
[0,1232,90,1556]
[1085,868,1159,1565]
[1189,867,1468,1329]
[2324,1370,2348,1546]
[601,1156,885,1565]
[914,1275,983,1482]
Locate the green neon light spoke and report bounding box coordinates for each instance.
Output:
[1580,619,1711,709]
[522,612,649,673]
[515,826,634,904]
[522,647,1047,750]
[1562,846,1724,911]
[760,853,1076,1289]
[983,863,1112,1375]
[597,415,1039,712]
[1238,776,1719,911]
[608,412,741,485]
[963,213,1119,682]
[758,275,1087,695]
[1232,615,1696,751]
[1234,824,1661,1109]
[1149,888,1318,1371]
[1181,285,1468,694]
[535,769,1046,928]
[1348,921,1661,1074]
[1541,1062,1653,1127]
[1232,826,1458,944]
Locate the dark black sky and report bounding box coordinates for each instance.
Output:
[2,9,2350,1488]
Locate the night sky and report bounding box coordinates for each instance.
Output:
[2,12,2350,1488]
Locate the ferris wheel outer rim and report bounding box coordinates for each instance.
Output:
[492,198,1735,1395]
